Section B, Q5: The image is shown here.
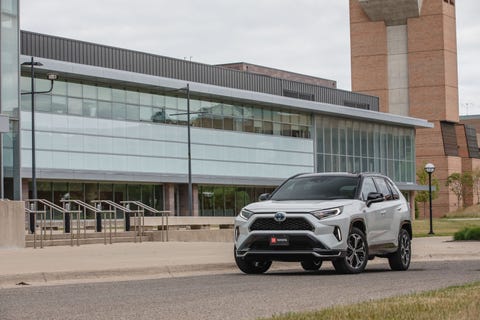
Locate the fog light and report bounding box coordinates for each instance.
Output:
[333,226,342,241]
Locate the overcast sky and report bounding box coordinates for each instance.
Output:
[20,0,479,115]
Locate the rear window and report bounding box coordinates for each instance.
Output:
[270,176,359,201]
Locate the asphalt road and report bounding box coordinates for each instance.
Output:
[1,260,479,320]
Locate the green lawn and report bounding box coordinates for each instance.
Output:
[412,218,480,237]
[259,282,480,320]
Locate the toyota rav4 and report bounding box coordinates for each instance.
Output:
[234,173,412,274]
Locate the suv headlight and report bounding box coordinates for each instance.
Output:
[239,208,254,220]
[311,207,343,220]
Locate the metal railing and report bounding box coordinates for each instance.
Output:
[121,201,170,241]
[61,200,115,246]
[24,199,166,247]
[91,200,144,243]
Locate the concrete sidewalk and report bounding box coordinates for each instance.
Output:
[0,237,479,288]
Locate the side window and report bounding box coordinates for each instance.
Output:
[361,178,378,201]
[373,177,393,200]
[386,179,400,200]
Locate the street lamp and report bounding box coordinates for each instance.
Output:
[424,163,435,235]
[21,57,58,233]
[168,84,193,216]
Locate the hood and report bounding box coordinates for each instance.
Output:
[245,199,358,213]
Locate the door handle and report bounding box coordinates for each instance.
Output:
[380,210,387,215]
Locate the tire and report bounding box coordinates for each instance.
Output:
[388,228,411,271]
[332,227,368,274]
[234,249,272,274]
[301,259,323,271]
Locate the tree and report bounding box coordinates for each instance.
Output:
[415,166,439,218]
[472,168,480,204]
[446,172,474,208]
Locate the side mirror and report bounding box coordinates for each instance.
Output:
[366,192,384,207]
[258,193,270,201]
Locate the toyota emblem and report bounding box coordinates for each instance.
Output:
[274,212,287,223]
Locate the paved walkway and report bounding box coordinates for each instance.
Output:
[0,237,479,288]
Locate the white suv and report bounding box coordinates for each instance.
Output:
[234,173,412,274]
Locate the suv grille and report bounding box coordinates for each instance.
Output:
[250,217,314,231]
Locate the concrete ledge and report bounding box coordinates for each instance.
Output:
[150,229,234,242]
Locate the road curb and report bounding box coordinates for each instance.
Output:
[0,263,237,288]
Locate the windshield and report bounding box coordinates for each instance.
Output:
[270,176,359,201]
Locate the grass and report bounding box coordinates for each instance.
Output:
[412,218,480,237]
[258,281,480,320]
[443,204,480,218]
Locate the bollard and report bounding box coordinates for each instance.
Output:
[64,202,71,233]
[125,203,131,231]
[29,202,36,234]
[96,212,102,232]
[96,203,102,232]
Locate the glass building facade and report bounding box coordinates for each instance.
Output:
[1,0,20,199]
[316,115,415,183]
[20,77,312,139]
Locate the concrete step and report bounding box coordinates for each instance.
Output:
[26,231,142,241]
[26,234,151,247]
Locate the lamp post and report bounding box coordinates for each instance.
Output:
[169,84,193,216]
[424,163,435,235]
[21,57,58,233]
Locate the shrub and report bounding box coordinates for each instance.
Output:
[454,227,480,241]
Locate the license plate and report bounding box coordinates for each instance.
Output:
[270,235,289,246]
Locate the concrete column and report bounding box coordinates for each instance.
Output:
[164,184,176,216]
[193,185,199,217]
[0,201,25,248]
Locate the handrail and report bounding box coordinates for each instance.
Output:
[61,199,114,245]
[120,201,170,242]
[24,200,47,249]
[91,200,142,243]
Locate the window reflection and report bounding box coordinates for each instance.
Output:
[20,77,313,139]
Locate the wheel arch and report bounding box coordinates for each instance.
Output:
[350,218,367,235]
[401,221,412,239]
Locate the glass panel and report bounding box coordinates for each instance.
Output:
[281,123,291,136]
[98,101,112,119]
[112,103,126,120]
[152,94,165,107]
[165,96,177,108]
[83,84,97,99]
[52,81,67,95]
[98,87,112,101]
[35,94,51,112]
[151,107,166,123]
[68,97,83,115]
[140,106,153,121]
[126,104,140,121]
[83,99,97,117]
[112,88,126,102]
[139,92,152,106]
[224,117,234,131]
[99,183,114,201]
[52,95,67,114]
[127,184,142,201]
[126,90,139,105]
[67,82,82,97]
[263,121,273,135]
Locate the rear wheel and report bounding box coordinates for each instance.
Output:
[301,259,323,271]
[388,228,411,271]
[332,227,368,274]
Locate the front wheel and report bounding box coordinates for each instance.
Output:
[332,227,368,274]
[388,228,411,271]
[234,249,272,274]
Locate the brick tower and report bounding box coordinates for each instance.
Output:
[350,0,480,215]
